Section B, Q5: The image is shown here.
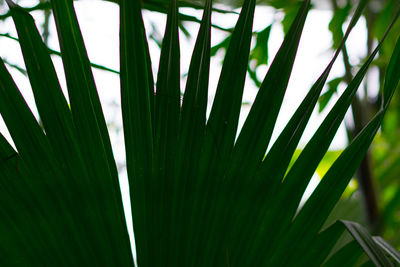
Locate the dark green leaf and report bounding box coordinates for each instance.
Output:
[152,0,181,265]
[191,0,256,264]
[275,20,400,263]
[323,240,365,267]
[235,1,368,264]
[172,0,212,265]
[49,0,132,264]
[120,0,154,265]
[296,221,345,267]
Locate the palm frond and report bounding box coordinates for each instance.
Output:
[0,0,399,265]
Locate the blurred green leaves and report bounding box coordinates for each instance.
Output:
[318,77,342,112]
[251,25,271,67]
[329,1,351,49]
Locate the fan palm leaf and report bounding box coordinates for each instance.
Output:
[0,0,400,266]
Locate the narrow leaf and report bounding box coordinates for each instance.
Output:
[265,14,389,255]
[342,220,393,266]
[0,57,88,266]
[230,0,310,179]
[8,4,125,264]
[272,19,400,261]
[50,0,133,264]
[171,0,212,265]
[373,236,400,263]
[152,0,181,265]
[120,0,154,265]
[190,0,256,264]
[233,1,368,263]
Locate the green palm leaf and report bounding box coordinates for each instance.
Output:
[120,0,154,265]
[1,0,400,266]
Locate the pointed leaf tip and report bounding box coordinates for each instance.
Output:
[5,0,17,8]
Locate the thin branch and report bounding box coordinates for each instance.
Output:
[0,33,120,74]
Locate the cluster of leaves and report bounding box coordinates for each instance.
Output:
[316,0,400,249]
[208,2,400,250]
[1,0,400,266]
[367,0,400,248]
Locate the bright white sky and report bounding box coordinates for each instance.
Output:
[0,0,371,259]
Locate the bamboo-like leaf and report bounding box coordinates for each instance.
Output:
[189,0,256,265]
[0,44,53,183]
[273,110,384,265]
[229,0,310,180]
[269,25,400,265]
[225,0,316,263]
[49,0,132,264]
[152,0,181,265]
[7,3,126,264]
[200,0,255,172]
[171,0,212,265]
[120,0,154,265]
[0,56,89,266]
[262,21,390,262]
[232,1,368,265]
[258,0,366,198]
